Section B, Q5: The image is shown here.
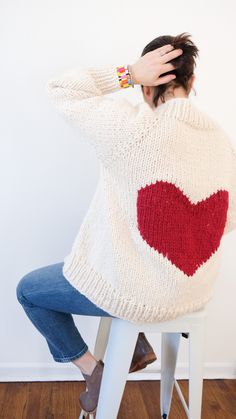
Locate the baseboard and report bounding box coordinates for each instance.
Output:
[1,361,235,382]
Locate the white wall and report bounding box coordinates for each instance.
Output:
[1,0,236,381]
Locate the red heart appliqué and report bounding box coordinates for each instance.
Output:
[136,180,229,276]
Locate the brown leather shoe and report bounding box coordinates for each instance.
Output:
[79,359,104,415]
[79,334,157,414]
[129,332,157,373]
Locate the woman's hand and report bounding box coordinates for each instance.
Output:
[130,44,183,86]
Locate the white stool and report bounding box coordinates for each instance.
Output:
[79,306,208,419]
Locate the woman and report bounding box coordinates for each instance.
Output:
[16,32,236,415]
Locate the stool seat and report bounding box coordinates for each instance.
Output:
[79,306,208,419]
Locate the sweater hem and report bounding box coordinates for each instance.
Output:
[62,251,213,324]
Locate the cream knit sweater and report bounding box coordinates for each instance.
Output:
[46,64,236,323]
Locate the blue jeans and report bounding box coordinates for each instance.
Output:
[16,261,115,363]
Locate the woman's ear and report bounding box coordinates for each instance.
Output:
[143,86,153,97]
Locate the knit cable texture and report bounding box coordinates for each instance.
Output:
[46,64,236,323]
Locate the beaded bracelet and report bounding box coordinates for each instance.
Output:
[116,64,134,88]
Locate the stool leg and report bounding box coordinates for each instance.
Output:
[94,317,112,360]
[95,319,138,419]
[79,318,112,419]
[160,332,181,418]
[189,321,206,419]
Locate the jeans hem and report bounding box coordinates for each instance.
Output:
[53,344,89,363]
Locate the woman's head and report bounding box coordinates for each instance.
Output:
[141,32,199,107]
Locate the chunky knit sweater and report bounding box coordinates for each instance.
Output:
[46,64,236,323]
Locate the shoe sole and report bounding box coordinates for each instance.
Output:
[82,408,96,417]
[129,353,157,373]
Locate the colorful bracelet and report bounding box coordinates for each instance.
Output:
[116,64,134,88]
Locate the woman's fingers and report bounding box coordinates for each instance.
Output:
[160,48,183,63]
[155,44,174,55]
[155,73,176,86]
[161,62,176,74]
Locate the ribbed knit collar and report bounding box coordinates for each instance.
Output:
[153,97,217,130]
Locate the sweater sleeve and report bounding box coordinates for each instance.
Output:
[224,145,236,235]
[45,64,141,165]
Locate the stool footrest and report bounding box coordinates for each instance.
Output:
[174,378,189,416]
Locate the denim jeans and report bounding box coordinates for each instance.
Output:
[16,261,115,363]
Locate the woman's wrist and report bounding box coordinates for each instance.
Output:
[127,64,139,85]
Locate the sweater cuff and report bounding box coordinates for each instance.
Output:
[87,64,123,95]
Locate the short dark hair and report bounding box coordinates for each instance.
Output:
[140,32,199,107]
